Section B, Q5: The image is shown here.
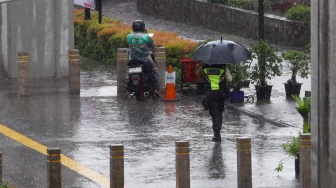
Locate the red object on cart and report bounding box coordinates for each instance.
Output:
[180,59,202,82]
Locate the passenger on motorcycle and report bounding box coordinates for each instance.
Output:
[126,20,160,96]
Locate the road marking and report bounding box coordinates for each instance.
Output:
[0,123,110,187]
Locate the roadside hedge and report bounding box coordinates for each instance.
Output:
[74,9,199,69]
[285,4,310,22]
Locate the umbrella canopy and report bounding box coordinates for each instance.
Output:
[192,39,252,65]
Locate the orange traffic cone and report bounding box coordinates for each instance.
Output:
[162,65,179,102]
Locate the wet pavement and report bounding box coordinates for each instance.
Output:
[0,61,309,188]
[0,1,311,188]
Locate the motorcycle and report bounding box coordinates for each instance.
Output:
[125,51,158,101]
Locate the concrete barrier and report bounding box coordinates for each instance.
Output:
[68,49,81,95]
[237,137,252,188]
[47,148,61,188]
[300,134,311,188]
[137,0,310,48]
[110,145,124,188]
[18,52,29,96]
[175,141,190,188]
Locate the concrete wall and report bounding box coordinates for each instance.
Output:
[311,0,336,187]
[0,0,74,78]
[137,0,310,48]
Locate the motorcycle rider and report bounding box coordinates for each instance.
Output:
[126,20,160,96]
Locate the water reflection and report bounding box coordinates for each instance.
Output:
[19,97,30,117]
[69,95,81,126]
[164,102,176,116]
[125,99,161,134]
[208,142,225,179]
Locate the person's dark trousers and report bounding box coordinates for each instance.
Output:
[207,90,225,141]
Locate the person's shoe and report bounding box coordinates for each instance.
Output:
[211,130,221,142]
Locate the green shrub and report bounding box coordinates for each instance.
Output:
[249,40,283,86]
[285,4,310,22]
[282,135,300,159]
[275,133,301,172]
[292,95,311,132]
[0,182,15,188]
[74,20,96,53]
[229,63,250,92]
[84,23,106,61]
[74,9,198,71]
[228,0,257,10]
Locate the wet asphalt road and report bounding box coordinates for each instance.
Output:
[0,1,311,187]
[0,66,305,187]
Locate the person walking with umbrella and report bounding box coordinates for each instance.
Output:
[202,64,232,141]
[192,38,252,142]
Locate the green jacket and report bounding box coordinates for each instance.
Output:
[126,32,155,59]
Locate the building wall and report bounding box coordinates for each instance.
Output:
[311,0,336,187]
[0,0,74,78]
[137,0,310,48]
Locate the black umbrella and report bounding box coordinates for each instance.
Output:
[192,38,252,65]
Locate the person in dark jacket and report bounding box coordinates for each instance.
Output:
[202,64,232,141]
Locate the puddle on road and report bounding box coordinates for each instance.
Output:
[80,86,117,97]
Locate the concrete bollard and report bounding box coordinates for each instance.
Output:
[300,134,311,188]
[154,47,167,92]
[237,137,252,188]
[175,141,190,188]
[68,49,80,94]
[47,148,61,188]
[18,52,29,96]
[110,145,124,188]
[117,48,129,96]
[0,152,2,184]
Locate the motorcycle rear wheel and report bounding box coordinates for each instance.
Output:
[135,78,145,101]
